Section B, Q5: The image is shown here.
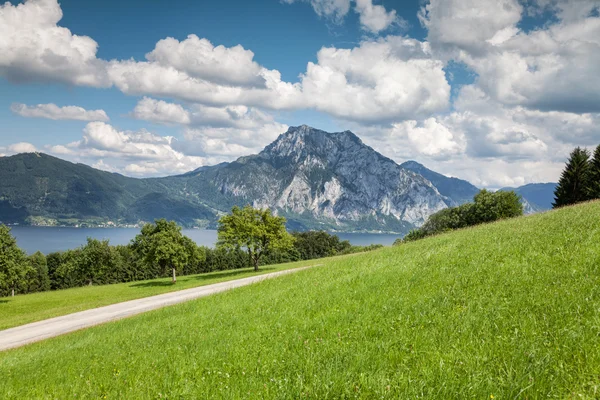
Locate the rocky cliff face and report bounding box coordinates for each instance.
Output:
[188,125,448,231]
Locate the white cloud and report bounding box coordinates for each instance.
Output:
[130,97,276,129]
[419,0,523,55]
[389,118,464,159]
[178,120,289,158]
[8,142,37,153]
[130,97,191,125]
[49,122,210,177]
[10,103,109,121]
[421,0,600,114]
[106,59,303,110]
[39,120,290,177]
[1,1,448,125]
[146,35,265,87]
[354,0,398,33]
[282,0,399,33]
[281,0,351,22]
[0,0,108,86]
[300,36,450,122]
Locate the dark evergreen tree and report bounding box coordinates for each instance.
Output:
[588,144,600,200]
[553,147,591,208]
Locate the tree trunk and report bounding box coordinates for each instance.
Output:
[172,267,177,283]
[253,257,259,272]
[11,288,15,297]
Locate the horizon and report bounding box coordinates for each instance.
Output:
[1,0,599,188]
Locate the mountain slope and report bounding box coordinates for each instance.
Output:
[0,153,216,226]
[400,160,480,206]
[180,125,448,231]
[2,126,548,233]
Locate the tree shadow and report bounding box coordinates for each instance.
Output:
[129,281,175,288]
[128,267,278,288]
[194,267,276,281]
[0,299,9,304]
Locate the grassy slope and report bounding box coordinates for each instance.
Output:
[0,261,311,330]
[2,202,600,399]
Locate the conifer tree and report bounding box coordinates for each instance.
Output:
[587,144,600,200]
[553,147,591,208]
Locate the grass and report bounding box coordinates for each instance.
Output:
[0,260,312,330]
[2,201,600,398]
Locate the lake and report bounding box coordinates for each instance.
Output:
[9,227,400,254]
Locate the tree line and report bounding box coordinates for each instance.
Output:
[0,207,381,297]
[395,189,523,244]
[553,145,600,208]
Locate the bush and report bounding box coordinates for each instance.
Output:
[399,189,523,244]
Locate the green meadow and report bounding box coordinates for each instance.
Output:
[0,260,311,330]
[1,201,600,398]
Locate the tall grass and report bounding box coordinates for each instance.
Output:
[1,202,600,398]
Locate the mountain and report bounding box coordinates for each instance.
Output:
[499,183,557,213]
[0,125,551,233]
[0,152,216,227]
[400,160,480,206]
[178,125,448,232]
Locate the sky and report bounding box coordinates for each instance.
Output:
[1,0,599,188]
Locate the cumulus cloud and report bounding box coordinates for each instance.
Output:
[130,97,283,130]
[421,0,600,114]
[11,103,109,121]
[388,118,464,159]
[146,35,266,87]
[36,120,290,177]
[353,82,600,188]
[282,0,399,33]
[0,0,108,86]
[130,97,191,125]
[179,120,289,158]
[300,36,450,122]
[419,0,523,56]
[48,122,210,176]
[8,142,37,153]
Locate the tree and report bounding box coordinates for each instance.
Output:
[131,219,204,283]
[0,224,32,297]
[553,147,591,208]
[291,231,350,260]
[28,251,50,292]
[217,206,294,271]
[588,144,600,199]
[472,189,523,224]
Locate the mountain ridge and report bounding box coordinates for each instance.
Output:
[0,126,556,232]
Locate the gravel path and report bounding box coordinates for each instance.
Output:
[0,266,317,352]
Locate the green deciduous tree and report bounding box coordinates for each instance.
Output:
[291,231,350,260]
[401,189,523,243]
[131,219,204,283]
[217,206,294,271]
[28,251,50,292]
[0,224,33,297]
[472,189,523,224]
[553,147,591,208]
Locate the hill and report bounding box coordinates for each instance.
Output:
[1,201,599,398]
[0,153,216,227]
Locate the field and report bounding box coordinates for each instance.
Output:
[1,201,600,398]
[0,261,311,330]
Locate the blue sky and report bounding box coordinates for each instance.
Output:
[1,0,599,188]
[0,0,429,147]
